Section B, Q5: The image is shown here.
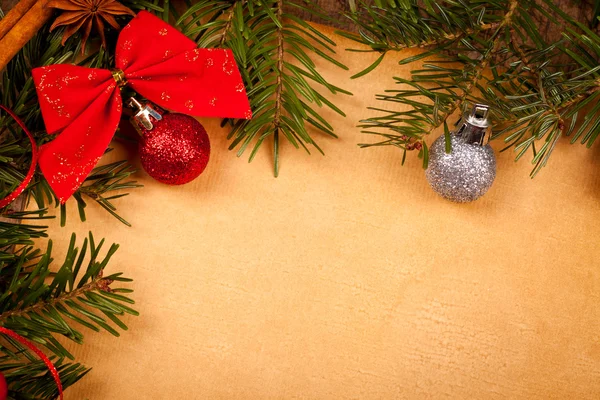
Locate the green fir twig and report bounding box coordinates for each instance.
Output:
[345,0,600,176]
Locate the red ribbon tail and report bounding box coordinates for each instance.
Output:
[0,327,63,399]
[0,105,38,209]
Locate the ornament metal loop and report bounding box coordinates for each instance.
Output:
[111,69,127,88]
[458,103,491,145]
[126,97,163,134]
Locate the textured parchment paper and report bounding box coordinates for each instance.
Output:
[40,24,600,399]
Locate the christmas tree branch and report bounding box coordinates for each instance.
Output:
[342,22,501,53]
[339,9,502,79]
[0,233,137,347]
[272,0,285,172]
[218,1,235,46]
[0,273,113,323]
[482,0,600,174]
[358,0,519,167]
[3,358,88,399]
[0,229,136,397]
[426,0,518,133]
[340,0,508,76]
[172,0,352,176]
[348,0,600,175]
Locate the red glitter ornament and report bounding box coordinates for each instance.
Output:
[0,371,7,400]
[128,99,210,185]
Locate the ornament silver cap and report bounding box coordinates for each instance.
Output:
[126,97,163,134]
[457,103,490,145]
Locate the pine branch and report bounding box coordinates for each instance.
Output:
[2,357,88,400]
[0,232,136,397]
[0,273,114,323]
[482,0,600,175]
[339,1,504,78]
[217,3,235,47]
[272,0,285,173]
[357,0,519,167]
[425,0,519,134]
[341,1,507,63]
[172,0,352,176]
[349,0,600,175]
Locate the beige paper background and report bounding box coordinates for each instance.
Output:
[41,24,600,399]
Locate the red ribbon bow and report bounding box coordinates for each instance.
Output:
[32,11,251,203]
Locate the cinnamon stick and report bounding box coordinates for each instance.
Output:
[0,0,38,41]
[0,0,53,72]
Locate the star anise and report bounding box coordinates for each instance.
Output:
[47,0,135,52]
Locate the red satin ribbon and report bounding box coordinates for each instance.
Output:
[0,327,63,399]
[0,105,38,209]
[32,11,252,203]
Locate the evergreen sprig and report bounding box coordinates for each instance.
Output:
[344,0,600,175]
[169,0,352,175]
[3,358,88,400]
[0,231,136,398]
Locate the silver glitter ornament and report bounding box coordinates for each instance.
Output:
[425,104,496,203]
